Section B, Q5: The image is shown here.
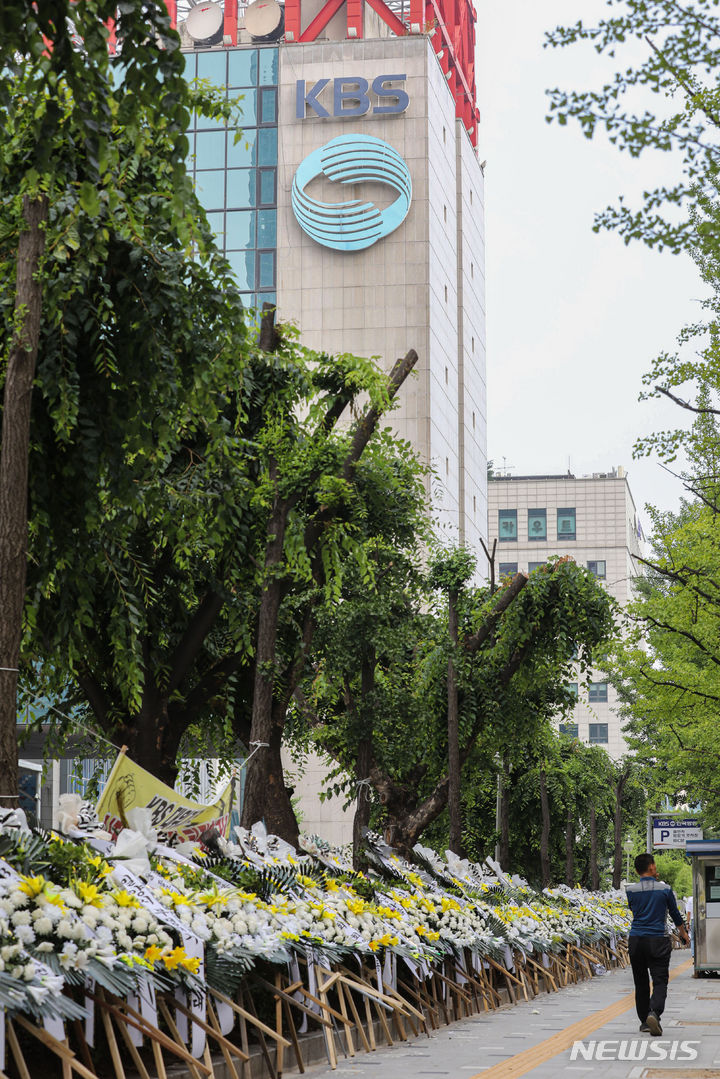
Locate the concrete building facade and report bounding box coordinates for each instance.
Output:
[487,469,643,759]
[276,37,487,544]
[181,31,487,548]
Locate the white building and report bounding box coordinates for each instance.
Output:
[180,26,487,551]
[487,468,643,759]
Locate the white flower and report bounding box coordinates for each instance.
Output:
[59,944,78,968]
[14,925,36,946]
[11,911,32,927]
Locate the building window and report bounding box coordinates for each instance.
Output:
[587,560,606,578]
[557,507,576,541]
[566,682,578,697]
[528,508,546,541]
[589,723,609,744]
[498,562,518,578]
[186,46,279,311]
[588,681,608,703]
[559,723,579,738]
[528,561,545,573]
[498,509,517,541]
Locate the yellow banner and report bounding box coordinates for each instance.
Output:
[96,751,233,844]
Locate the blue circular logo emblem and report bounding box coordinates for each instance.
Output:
[291,134,412,252]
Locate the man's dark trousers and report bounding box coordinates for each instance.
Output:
[629,936,672,1021]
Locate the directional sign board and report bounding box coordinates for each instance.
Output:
[652,815,703,849]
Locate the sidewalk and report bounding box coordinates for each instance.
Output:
[301,950,716,1079]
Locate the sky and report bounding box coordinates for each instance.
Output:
[476,0,704,524]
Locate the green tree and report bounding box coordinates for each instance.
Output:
[0,0,229,799]
[428,546,477,856]
[612,496,720,827]
[304,558,615,855]
[546,0,720,252]
[293,536,429,867]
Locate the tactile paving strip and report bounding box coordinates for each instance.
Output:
[467,958,694,1079]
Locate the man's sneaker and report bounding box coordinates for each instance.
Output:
[646,1012,662,1036]
[639,1022,651,1032]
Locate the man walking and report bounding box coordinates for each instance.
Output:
[626,853,689,1035]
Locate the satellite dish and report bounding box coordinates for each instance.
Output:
[244,0,284,41]
[186,1,224,44]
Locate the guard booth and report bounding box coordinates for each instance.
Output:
[686,840,720,975]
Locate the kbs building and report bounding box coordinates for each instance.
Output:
[487,469,644,760]
[174,0,488,551]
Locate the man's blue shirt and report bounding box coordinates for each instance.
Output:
[625,876,685,937]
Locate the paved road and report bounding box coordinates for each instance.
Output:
[302,950,719,1079]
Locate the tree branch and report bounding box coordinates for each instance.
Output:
[343,350,419,484]
[655,384,720,415]
[303,349,419,553]
[642,613,720,668]
[635,554,720,608]
[76,667,111,730]
[166,590,225,695]
[464,571,529,654]
[636,664,720,703]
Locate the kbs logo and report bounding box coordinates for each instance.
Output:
[296,74,409,118]
[291,134,412,252]
[570,1039,699,1062]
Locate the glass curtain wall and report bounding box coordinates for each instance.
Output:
[186,47,279,310]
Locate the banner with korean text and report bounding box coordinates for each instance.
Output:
[97,750,233,843]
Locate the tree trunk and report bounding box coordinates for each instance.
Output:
[123,694,180,789]
[565,806,574,887]
[539,766,551,888]
[447,589,462,855]
[0,195,48,807]
[612,771,627,888]
[590,802,600,891]
[499,765,510,870]
[242,346,419,844]
[353,651,375,870]
[241,492,296,838]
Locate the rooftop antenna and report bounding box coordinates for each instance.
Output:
[501,456,515,477]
